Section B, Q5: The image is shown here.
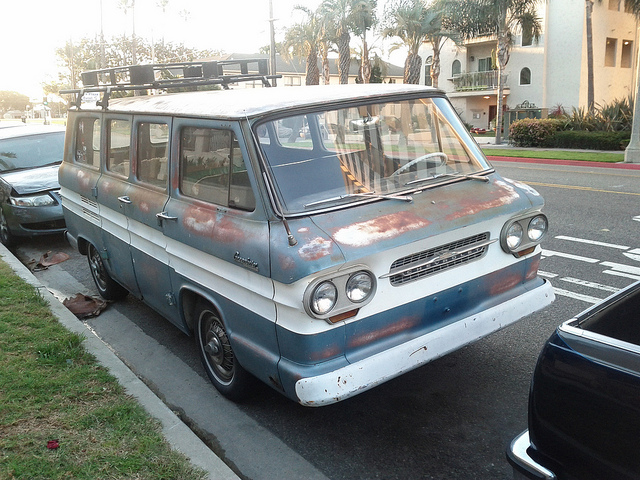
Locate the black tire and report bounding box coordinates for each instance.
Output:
[87,243,128,301]
[0,209,15,247]
[195,301,254,401]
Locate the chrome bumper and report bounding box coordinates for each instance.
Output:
[507,430,556,480]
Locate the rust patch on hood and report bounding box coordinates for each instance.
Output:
[333,211,430,248]
[298,236,334,261]
[444,179,520,221]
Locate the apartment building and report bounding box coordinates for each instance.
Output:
[419,0,638,131]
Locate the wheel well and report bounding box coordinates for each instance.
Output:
[180,289,219,333]
[77,236,89,256]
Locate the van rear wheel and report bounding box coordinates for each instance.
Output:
[87,244,128,301]
[195,302,254,401]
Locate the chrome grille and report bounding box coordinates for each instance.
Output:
[385,233,493,286]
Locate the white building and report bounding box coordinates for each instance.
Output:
[419,0,638,131]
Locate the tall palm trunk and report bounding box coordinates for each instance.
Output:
[306,45,320,85]
[320,41,331,85]
[404,52,422,84]
[361,31,371,83]
[430,54,440,88]
[495,29,510,144]
[338,31,351,84]
[586,0,595,113]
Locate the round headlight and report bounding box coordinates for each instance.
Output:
[310,281,338,315]
[506,222,524,250]
[346,271,374,303]
[528,215,548,242]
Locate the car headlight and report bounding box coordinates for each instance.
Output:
[304,265,377,323]
[505,221,523,249]
[310,281,338,315]
[527,215,548,242]
[346,271,374,303]
[501,213,548,256]
[10,194,55,207]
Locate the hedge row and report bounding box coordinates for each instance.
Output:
[509,118,630,150]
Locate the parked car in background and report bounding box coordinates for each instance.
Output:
[508,281,640,480]
[0,125,66,246]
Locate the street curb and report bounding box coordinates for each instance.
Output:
[0,242,240,480]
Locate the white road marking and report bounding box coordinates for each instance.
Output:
[559,277,619,293]
[600,261,640,276]
[633,215,640,222]
[553,288,602,304]
[554,235,629,250]
[542,249,600,263]
[603,270,640,281]
[623,248,640,262]
[538,270,558,278]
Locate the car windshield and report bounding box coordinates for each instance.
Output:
[256,96,491,214]
[0,132,65,172]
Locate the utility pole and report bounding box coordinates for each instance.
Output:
[269,0,277,87]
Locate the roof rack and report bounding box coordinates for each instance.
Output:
[60,58,280,110]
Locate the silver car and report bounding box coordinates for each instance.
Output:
[0,124,66,246]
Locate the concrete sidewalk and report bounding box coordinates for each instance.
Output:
[0,242,240,480]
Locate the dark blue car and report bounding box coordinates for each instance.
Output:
[0,124,66,246]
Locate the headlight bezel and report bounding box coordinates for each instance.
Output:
[500,213,548,256]
[304,266,377,323]
[9,193,56,207]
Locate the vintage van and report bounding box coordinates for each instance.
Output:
[60,61,554,406]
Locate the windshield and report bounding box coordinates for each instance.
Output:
[257,96,490,214]
[0,132,65,172]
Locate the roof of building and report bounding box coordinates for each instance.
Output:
[79,83,442,119]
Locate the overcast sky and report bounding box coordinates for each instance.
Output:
[2,0,404,98]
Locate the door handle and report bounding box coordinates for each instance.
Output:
[156,211,178,225]
[117,196,132,204]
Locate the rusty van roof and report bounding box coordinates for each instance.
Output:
[77,84,445,120]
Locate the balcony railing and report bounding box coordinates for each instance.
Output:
[451,71,508,92]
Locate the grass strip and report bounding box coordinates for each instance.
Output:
[0,260,206,480]
[481,148,624,163]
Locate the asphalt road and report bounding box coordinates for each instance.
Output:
[12,159,640,480]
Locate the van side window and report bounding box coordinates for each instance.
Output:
[180,127,255,211]
[137,122,169,188]
[75,117,101,167]
[107,119,131,176]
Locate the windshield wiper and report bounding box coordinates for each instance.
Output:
[305,191,413,208]
[405,171,489,186]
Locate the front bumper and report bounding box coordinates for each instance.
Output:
[294,279,554,406]
[507,430,557,480]
[5,203,66,237]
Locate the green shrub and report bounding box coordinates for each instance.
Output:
[542,130,630,151]
[509,118,563,147]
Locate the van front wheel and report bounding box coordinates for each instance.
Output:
[195,303,253,401]
[87,244,128,301]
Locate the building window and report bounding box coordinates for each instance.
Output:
[452,60,461,76]
[520,67,531,85]
[522,26,533,46]
[621,40,633,68]
[605,38,617,67]
[478,57,492,72]
[425,56,433,86]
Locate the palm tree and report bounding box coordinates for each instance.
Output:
[350,0,377,83]
[621,0,640,163]
[283,6,321,85]
[382,0,431,84]
[448,0,542,144]
[118,0,137,64]
[320,0,356,84]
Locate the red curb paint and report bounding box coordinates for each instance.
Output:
[487,155,640,170]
